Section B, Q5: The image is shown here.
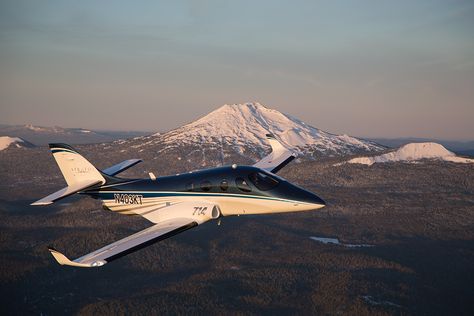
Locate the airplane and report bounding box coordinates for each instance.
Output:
[32,134,326,268]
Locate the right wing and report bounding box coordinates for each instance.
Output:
[102,159,142,176]
[48,218,197,267]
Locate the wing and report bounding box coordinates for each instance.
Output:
[253,134,296,173]
[48,218,197,267]
[102,159,142,176]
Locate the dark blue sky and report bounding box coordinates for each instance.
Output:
[1,0,473,139]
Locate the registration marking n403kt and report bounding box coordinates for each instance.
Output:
[114,194,143,205]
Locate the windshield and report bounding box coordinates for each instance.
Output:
[248,172,279,191]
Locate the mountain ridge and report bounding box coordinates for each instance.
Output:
[0,124,149,145]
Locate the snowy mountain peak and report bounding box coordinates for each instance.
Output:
[149,102,384,157]
[25,124,46,132]
[347,142,474,165]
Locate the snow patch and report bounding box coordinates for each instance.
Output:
[347,142,474,165]
[362,295,401,308]
[0,136,24,151]
[310,236,373,248]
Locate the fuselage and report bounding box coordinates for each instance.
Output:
[83,165,326,217]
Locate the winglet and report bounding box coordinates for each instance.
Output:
[254,133,296,173]
[48,247,106,268]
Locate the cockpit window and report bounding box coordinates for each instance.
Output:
[235,177,251,192]
[220,179,229,191]
[248,172,279,191]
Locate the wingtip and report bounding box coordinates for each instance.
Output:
[48,143,75,150]
[48,247,70,265]
[47,246,57,252]
[47,247,106,268]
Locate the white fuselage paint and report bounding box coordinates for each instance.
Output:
[102,191,324,218]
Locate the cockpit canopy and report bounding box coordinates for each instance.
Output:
[247,171,279,191]
[183,168,280,194]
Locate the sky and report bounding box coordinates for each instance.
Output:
[0,0,473,140]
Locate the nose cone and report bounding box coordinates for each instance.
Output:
[298,189,326,208]
[275,181,326,209]
[311,192,326,207]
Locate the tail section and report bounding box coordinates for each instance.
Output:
[31,144,105,206]
[49,143,105,187]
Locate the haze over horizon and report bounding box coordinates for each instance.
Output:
[1,1,473,140]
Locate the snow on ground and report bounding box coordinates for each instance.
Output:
[347,142,474,165]
[0,136,24,150]
[310,236,373,248]
[362,295,401,308]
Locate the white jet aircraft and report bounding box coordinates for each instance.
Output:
[32,134,325,267]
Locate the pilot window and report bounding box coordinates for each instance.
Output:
[200,180,212,192]
[220,179,229,191]
[248,172,279,191]
[235,177,251,192]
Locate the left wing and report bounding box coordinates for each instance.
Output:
[48,201,221,268]
[48,217,197,267]
[254,134,296,173]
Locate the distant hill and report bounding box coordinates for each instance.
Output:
[345,142,474,166]
[369,137,474,155]
[0,124,150,145]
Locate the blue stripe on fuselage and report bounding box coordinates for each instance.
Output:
[83,190,310,205]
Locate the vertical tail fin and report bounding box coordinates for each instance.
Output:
[49,143,105,187]
[31,144,105,206]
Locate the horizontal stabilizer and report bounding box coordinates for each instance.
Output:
[102,159,142,176]
[48,218,197,267]
[254,134,296,173]
[31,179,102,206]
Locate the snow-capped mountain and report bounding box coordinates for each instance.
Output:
[0,136,35,151]
[345,142,474,165]
[129,102,384,158]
